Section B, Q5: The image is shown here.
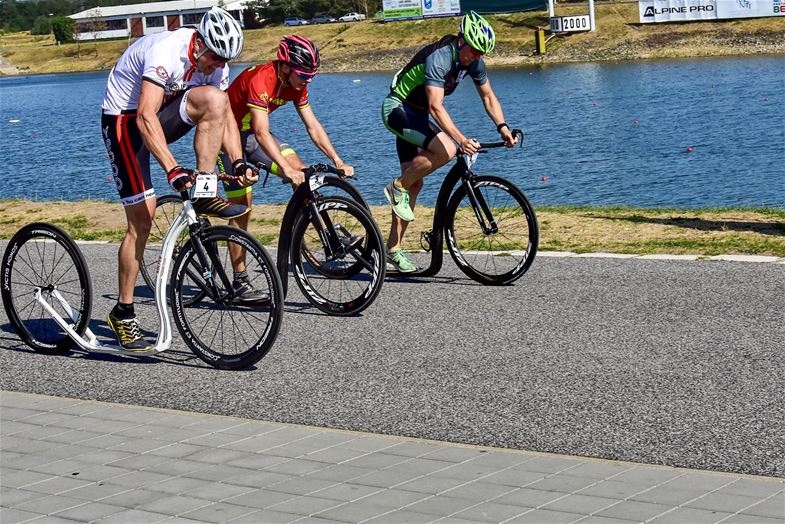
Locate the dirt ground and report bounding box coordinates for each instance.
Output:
[2,199,783,257]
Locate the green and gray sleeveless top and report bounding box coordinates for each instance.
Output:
[389,35,488,110]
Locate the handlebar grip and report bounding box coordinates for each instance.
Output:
[254,162,348,184]
[304,163,347,177]
[216,173,243,183]
[477,128,525,149]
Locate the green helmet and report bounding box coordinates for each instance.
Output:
[459,10,495,54]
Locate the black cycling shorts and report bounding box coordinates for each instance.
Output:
[219,131,298,198]
[101,90,193,206]
[381,94,442,164]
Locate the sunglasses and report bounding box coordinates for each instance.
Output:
[292,68,317,81]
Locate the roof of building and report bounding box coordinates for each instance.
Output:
[70,0,247,20]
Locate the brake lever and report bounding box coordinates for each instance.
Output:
[512,128,525,148]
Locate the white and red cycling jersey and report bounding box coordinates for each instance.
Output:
[101,27,230,114]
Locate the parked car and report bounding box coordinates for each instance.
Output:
[310,14,336,24]
[338,12,365,22]
[283,17,309,26]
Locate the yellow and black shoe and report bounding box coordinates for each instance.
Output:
[107,312,152,351]
[192,196,249,220]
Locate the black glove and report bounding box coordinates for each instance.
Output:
[167,165,195,192]
[232,158,253,177]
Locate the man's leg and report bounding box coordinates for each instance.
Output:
[102,110,156,350]
[117,199,156,304]
[109,197,156,350]
[387,132,456,251]
[224,134,303,275]
[184,86,230,173]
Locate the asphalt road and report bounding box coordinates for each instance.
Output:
[1,242,783,478]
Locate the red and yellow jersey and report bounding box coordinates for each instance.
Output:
[228,60,310,132]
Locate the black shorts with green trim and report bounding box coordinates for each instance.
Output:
[220,131,298,198]
[381,94,442,164]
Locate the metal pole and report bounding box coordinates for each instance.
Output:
[588,0,596,31]
[549,0,555,18]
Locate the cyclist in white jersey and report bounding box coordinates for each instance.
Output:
[101,7,259,351]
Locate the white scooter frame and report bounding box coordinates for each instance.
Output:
[32,199,200,356]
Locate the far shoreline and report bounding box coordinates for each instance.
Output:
[2,3,784,76]
[2,51,782,80]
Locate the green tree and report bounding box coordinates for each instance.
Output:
[51,15,74,43]
[31,15,53,35]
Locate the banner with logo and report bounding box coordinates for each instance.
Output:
[385,0,544,20]
[639,0,717,22]
[717,0,784,18]
[422,0,461,18]
[383,0,424,20]
[639,0,785,22]
[461,0,545,13]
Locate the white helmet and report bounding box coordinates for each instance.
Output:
[198,7,244,60]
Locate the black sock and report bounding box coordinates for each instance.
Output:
[112,302,135,319]
[234,270,248,282]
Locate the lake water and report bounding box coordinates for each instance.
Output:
[1,56,783,209]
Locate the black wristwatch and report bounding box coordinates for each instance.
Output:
[496,122,510,134]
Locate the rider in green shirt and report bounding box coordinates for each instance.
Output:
[381,11,518,272]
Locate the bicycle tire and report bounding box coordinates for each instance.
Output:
[298,175,371,278]
[290,196,385,316]
[445,176,539,285]
[297,211,369,280]
[169,225,284,370]
[1,222,92,354]
[140,194,207,307]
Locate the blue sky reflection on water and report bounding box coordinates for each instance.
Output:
[0,56,783,208]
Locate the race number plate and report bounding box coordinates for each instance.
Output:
[309,174,327,191]
[194,173,218,198]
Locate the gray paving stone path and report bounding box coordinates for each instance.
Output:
[2,391,783,524]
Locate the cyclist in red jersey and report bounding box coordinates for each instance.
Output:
[222,35,354,223]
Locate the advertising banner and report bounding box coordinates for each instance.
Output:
[461,0,545,13]
[639,0,785,22]
[717,0,785,18]
[422,0,461,18]
[639,0,717,23]
[383,0,423,20]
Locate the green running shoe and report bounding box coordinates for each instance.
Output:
[386,248,417,273]
[384,180,415,222]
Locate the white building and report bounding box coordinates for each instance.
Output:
[69,0,249,41]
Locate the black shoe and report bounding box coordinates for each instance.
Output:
[232,276,270,304]
[192,196,249,219]
[335,224,364,253]
[107,312,152,351]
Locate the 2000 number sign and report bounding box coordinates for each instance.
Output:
[550,15,591,32]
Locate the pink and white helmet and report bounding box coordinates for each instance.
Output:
[277,35,320,73]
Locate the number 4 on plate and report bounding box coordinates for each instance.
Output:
[194,173,218,198]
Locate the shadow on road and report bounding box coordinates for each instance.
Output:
[1,322,259,371]
[589,214,785,236]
